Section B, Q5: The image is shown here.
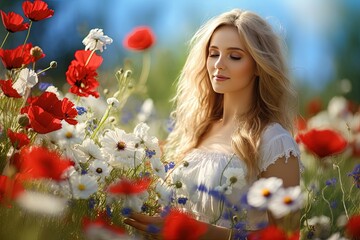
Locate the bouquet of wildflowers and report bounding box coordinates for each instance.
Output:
[0,1,173,239]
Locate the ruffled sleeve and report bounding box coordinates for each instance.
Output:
[259,123,303,172]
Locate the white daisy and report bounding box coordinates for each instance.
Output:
[223,167,246,189]
[247,177,283,210]
[155,179,173,206]
[268,186,303,218]
[100,128,138,159]
[73,139,104,164]
[306,215,331,239]
[53,122,86,149]
[133,122,161,158]
[89,159,112,179]
[16,191,67,216]
[150,157,166,179]
[12,68,38,96]
[107,149,145,169]
[70,174,98,199]
[82,28,113,52]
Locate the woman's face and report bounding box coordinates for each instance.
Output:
[206,25,257,96]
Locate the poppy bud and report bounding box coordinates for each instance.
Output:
[50,61,57,68]
[30,46,43,58]
[17,114,29,127]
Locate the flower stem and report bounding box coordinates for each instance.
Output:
[137,51,151,93]
[334,163,349,219]
[321,186,334,224]
[85,49,96,67]
[90,104,112,140]
[0,32,9,49]
[22,20,32,48]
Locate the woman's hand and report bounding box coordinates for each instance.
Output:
[124,212,163,239]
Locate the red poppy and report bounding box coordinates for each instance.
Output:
[0,175,24,205]
[248,226,288,240]
[0,79,22,98]
[162,208,207,240]
[22,0,54,22]
[82,213,126,238]
[123,26,156,51]
[66,50,103,98]
[29,46,45,62]
[0,10,29,33]
[73,50,103,70]
[107,177,151,195]
[18,146,74,182]
[345,214,360,240]
[7,129,30,150]
[297,128,348,158]
[0,43,33,69]
[21,91,78,133]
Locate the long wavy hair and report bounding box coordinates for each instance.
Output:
[165,9,297,180]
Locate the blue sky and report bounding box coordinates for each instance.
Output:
[2,0,359,90]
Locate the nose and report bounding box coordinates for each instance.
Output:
[214,55,224,69]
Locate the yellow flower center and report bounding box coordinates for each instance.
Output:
[117,141,126,151]
[262,188,271,197]
[283,196,293,205]
[65,132,73,138]
[78,184,86,191]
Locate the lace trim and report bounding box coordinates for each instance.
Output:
[260,148,304,173]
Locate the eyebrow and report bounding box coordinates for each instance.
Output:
[208,46,245,52]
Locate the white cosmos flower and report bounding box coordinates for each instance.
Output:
[49,122,86,149]
[150,157,166,179]
[16,191,67,216]
[247,177,283,210]
[223,167,245,189]
[89,159,112,179]
[12,68,38,96]
[268,186,303,218]
[155,179,173,206]
[73,138,104,164]
[82,28,113,52]
[133,122,161,158]
[70,174,98,199]
[100,128,138,159]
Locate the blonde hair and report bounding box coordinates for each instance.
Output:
[165,9,297,179]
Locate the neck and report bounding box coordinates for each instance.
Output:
[221,91,253,125]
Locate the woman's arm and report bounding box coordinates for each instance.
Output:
[260,154,301,231]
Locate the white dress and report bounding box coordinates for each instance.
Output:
[169,123,302,230]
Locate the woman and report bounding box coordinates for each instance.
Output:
[125,8,302,239]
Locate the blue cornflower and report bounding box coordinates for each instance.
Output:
[106,205,112,217]
[145,149,156,158]
[76,106,87,115]
[330,200,337,209]
[88,198,96,209]
[325,177,337,186]
[165,162,175,172]
[121,207,132,217]
[177,196,188,205]
[81,169,88,175]
[141,204,148,212]
[348,163,360,188]
[38,82,53,91]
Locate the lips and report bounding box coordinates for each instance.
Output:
[213,74,229,81]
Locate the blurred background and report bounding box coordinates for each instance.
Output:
[1,0,359,121]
